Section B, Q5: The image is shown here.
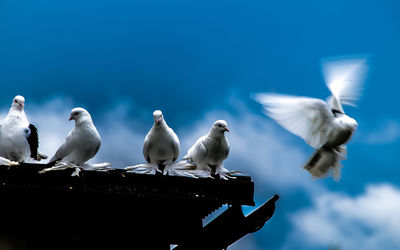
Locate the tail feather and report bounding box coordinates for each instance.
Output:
[38,162,82,176]
[0,156,19,166]
[125,163,159,174]
[169,159,197,171]
[303,147,345,180]
[36,152,48,161]
[82,162,113,171]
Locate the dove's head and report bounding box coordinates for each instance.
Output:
[69,107,92,125]
[153,110,164,124]
[210,120,230,136]
[338,115,358,133]
[12,95,25,111]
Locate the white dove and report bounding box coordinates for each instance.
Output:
[255,57,368,180]
[142,110,180,174]
[48,107,101,166]
[0,95,47,162]
[179,120,231,179]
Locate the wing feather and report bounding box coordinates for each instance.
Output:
[255,93,334,148]
[322,56,369,110]
[27,124,39,159]
[143,132,151,163]
[184,136,207,162]
[170,128,180,162]
[49,130,75,163]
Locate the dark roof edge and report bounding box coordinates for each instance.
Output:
[174,194,279,249]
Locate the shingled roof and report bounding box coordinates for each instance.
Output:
[0,163,277,250]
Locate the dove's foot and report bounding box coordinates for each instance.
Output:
[215,166,237,180]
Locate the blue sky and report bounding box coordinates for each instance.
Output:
[1,0,400,249]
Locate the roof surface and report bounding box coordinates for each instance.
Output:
[0,163,255,249]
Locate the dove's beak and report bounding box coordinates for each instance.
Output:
[225,127,230,132]
[69,116,73,121]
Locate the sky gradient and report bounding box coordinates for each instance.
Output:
[1,0,400,249]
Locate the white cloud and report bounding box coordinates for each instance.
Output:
[284,184,400,250]
[92,102,146,167]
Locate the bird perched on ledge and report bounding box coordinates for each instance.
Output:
[143,110,180,174]
[125,110,180,175]
[48,107,101,166]
[255,56,368,180]
[173,120,232,180]
[0,95,47,162]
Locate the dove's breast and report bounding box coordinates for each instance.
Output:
[325,122,354,148]
[203,137,229,165]
[0,121,31,162]
[147,129,176,164]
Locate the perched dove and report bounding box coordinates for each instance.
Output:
[0,95,47,162]
[255,56,368,180]
[180,120,231,179]
[48,108,101,166]
[142,110,180,174]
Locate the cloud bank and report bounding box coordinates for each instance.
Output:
[285,184,400,250]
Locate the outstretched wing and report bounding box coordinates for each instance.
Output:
[322,56,369,111]
[27,124,39,159]
[255,93,335,148]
